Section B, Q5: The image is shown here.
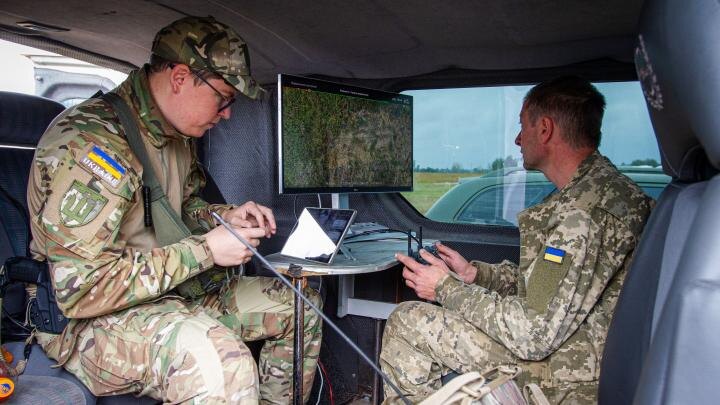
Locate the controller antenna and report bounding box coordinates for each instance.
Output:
[407,230,412,256]
[419,226,423,249]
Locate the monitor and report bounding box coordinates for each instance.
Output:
[278,74,413,194]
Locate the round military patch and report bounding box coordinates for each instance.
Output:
[60,180,108,227]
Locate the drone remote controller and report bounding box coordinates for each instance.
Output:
[407,226,443,265]
[412,244,443,264]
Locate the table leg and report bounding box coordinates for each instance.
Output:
[372,318,385,404]
[293,276,305,405]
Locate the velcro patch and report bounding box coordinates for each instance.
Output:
[60,181,108,227]
[80,145,126,188]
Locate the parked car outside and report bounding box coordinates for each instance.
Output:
[425,166,670,226]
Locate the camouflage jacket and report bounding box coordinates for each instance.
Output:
[435,152,653,389]
[27,67,235,322]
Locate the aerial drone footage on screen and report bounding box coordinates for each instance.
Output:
[279,74,413,194]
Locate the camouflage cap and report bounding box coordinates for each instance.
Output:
[152,15,264,99]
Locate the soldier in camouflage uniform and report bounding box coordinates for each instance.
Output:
[381,77,653,404]
[26,16,322,404]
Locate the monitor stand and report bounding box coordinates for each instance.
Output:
[331,193,349,209]
[331,193,398,319]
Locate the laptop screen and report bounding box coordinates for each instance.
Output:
[281,208,357,264]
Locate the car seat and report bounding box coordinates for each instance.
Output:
[0,91,156,404]
[598,0,720,404]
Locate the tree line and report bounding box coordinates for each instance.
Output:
[414,157,660,173]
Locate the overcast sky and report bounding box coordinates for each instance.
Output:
[406,81,659,170]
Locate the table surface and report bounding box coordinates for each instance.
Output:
[265,238,408,276]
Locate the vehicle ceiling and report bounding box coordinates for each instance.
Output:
[0,0,644,88]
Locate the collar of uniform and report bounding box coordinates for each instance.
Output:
[518,151,605,222]
[558,150,603,194]
[115,66,185,148]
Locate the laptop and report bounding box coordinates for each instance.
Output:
[281,207,357,264]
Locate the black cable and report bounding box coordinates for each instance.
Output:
[2,307,31,333]
[292,195,298,222]
[344,228,421,244]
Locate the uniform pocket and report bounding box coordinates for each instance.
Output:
[78,326,147,395]
[379,334,434,385]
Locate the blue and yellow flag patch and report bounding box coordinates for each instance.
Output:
[543,246,565,264]
[80,145,126,188]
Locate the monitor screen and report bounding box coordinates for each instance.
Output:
[278,74,413,194]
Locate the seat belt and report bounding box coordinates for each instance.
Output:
[101,93,227,300]
[101,92,194,245]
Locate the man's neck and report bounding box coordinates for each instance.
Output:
[542,147,595,189]
[147,71,174,126]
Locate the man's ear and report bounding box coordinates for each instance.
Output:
[169,64,191,93]
[539,116,555,145]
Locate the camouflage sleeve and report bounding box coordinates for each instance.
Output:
[471,259,519,296]
[181,148,236,230]
[30,115,215,319]
[435,207,636,360]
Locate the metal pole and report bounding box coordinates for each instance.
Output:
[290,267,305,404]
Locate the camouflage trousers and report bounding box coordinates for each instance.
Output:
[380,301,596,404]
[40,276,323,404]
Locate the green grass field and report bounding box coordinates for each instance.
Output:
[402,172,482,214]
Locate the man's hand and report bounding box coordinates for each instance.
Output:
[396,250,449,301]
[222,201,277,238]
[435,242,477,284]
[205,225,267,267]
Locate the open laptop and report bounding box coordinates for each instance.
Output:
[281,207,357,264]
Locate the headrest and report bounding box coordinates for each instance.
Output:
[636,0,720,181]
[0,91,65,146]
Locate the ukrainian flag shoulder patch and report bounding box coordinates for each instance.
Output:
[543,246,565,264]
[80,144,126,188]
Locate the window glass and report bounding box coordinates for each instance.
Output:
[403,81,670,226]
[0,39,126,104]
[457,182,557,226]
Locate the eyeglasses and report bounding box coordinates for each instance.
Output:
[168,63,236,113]
[189,69,236,113]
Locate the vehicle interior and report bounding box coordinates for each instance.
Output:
[1,0,718,404]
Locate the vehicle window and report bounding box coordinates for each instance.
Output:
[640,186,665,200]
[0,39,126,104]
[403,81,669,226]
[457,182,557,226]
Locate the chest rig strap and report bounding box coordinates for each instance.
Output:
[101,92,192,245]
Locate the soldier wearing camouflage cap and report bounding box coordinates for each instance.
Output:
[152,15,264,100]
[27,15,321,404]
[380,77,653,404]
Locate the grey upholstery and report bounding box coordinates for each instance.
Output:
[4,342,95,405]
[634,1,720,178]
[4,374,86,405]
[599,180,710,403]
[598,0,720,403]
[634,179,720,404]
[0,91,157,404]
[598,182,680,403]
